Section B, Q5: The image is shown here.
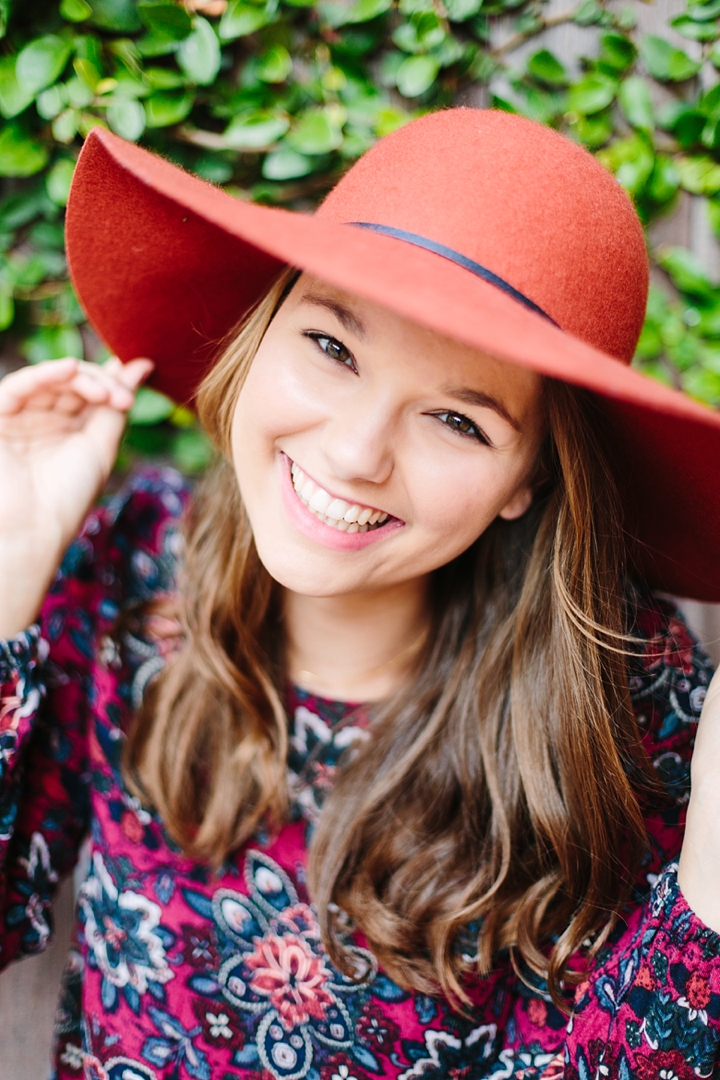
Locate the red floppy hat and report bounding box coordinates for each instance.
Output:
[66,108,720,601]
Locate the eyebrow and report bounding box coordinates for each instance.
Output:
[299,292,367,338]
[441,385,521,432]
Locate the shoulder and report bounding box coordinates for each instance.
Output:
[627,589,713,798]
[53,466,192,608]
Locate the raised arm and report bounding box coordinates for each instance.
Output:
[0,356,152,637]
[0,356,151,966]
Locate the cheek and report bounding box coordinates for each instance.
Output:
[412,456,529,552]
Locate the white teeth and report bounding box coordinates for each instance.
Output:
[309,488,332,514]
[289,459,390,534]
[326,498,349,521]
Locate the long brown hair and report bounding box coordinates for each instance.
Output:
[125,269,660,1006]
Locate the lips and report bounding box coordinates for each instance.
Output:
[290,461,392,534]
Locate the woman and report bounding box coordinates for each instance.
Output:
[0,108,718,1078]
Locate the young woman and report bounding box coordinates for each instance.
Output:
[0,108,719,1079]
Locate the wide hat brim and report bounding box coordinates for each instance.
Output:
[67,126,720,602]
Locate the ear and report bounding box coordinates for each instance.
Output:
[497,483,534,521]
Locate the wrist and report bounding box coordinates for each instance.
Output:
[0,534,65,639]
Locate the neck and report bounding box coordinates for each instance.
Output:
[283,577,430,702]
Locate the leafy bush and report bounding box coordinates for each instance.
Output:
[1,0,720,471]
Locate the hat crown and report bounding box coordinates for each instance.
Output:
[318,109,648,364]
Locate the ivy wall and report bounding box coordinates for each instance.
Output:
[0,0,718,473]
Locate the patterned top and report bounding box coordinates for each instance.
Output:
[0,467,719,1080]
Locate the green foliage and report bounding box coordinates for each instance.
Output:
[2,0,720,477]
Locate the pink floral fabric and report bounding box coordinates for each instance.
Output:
[0,468,718,1079]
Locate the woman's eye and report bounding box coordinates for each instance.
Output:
[434,411,489,444]
[305,332,356,371]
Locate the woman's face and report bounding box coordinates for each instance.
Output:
[231,276,546,598]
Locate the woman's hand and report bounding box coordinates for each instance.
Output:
[0,356,153,638]
[678,664,720,933]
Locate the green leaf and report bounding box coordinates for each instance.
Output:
[66,74,95,107]
[16,35,73,98]
[325,0,392,27]
[393,12,445,53]
[574,0,603,24]
[709,197,720,239]
[0,189,47,231]
[676,154,720,194]
[257,45,292,83]
[46,157,76,205]
[144,90,194,128]
[129,386,176,425]
[60,0,92,20]
[261,146,314,179]
[443,0,481,20]
[24,325,84,363]
[572,111,613,148]
[640,35,702,82]
[225,109,290,148]
[616,153,654,196]
[687,0,720,20]
[701,82,720,116]
[193,154,232,182]
[657,101,705,148]
[670,14,719,42]
[646,156,680,205]
[567,74,617,115]
[0,286,13,332]
[52,108,79,143]
[396,54,439,96]
[657,245,715,297]
[598,132,653,193]
[599,32,636,72]
[288,107,344,154]
[145,67,186,89]
[106,97,146,140]
[614,6,637,31]
[618,76,654,131]
[171,426,213,473]
[0,56,35,119]
[0,122,49,177]
[73,57,101,93]
[177,17,222,85]
[137,32,180,56]
[88,0,141,31]
[527,49,567,87]
[219,0,271,39]
[138,1,192,39]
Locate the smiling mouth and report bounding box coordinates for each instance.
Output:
[290,461,392,533]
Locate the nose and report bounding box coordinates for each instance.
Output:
[320,389,396,487]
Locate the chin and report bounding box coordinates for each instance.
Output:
[252,541,350,597]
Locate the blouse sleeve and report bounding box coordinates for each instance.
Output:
[0,466,189,971]
[500,596,720,1076]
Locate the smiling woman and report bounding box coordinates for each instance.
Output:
[230,277,544,604]
[2,108,720,1080]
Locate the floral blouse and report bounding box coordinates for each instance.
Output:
[0,467,719,1080]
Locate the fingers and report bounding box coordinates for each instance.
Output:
[109,357,155,391]
[0,358,79,415]
[0,356,155,417]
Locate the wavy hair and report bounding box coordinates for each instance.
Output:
[125,268,661,1007]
